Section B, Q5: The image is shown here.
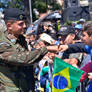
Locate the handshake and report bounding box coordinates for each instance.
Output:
[46,45,69,52]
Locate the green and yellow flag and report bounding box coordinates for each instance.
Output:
[52,57,84,92]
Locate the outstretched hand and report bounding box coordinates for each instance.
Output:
[46,45,69,52]
[58,45,69,52]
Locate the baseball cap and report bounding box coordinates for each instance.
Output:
[69,53,83,65]
[79,18,85,23]
[74,24,83,30]
[4,8,26,20]
[58,26,75,36]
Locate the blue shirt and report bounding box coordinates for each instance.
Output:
[85,45,92,68]
[85,45,92,92]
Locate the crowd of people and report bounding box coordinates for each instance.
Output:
[25,10,92,92]
[0,7,92,92]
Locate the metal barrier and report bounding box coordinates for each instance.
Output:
[76,78,89,92]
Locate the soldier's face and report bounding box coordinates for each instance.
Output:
[9,20,26,37]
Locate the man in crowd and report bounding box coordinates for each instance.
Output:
[0,8,48,92]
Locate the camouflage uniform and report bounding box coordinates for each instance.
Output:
[0,31,48,92]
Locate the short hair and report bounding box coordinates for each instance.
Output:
[75,58,81,67]
[83,21,92,36]
[5,20,16,24]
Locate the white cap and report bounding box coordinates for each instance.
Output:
[79,18,85,23]
[40,33,54,44]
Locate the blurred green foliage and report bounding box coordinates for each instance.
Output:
[33,1,47,13]
[0,0,62,22]
[8,0,24,10]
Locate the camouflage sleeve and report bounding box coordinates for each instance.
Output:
[0,42,48,65]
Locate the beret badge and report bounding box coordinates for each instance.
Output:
[19,14,23,20]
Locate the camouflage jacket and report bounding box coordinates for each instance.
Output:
[0,31,48,66]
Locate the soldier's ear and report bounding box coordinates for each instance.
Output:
[6,22,12,30]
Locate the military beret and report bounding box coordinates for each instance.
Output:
[4,8,26,20]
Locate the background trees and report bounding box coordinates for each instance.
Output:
[0,0,62,24]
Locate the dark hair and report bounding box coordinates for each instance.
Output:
[75,58,81,67]
[83,21,92,36]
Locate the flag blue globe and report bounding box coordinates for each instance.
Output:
[53,75,68,89]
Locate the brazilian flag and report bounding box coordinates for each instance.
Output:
[52,57,84,92]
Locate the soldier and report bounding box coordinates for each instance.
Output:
[0,8,48,92]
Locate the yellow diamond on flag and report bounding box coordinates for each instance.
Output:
[52,68,71,92]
